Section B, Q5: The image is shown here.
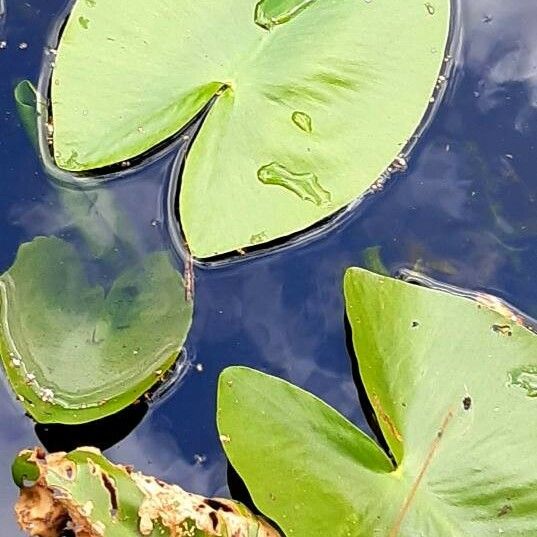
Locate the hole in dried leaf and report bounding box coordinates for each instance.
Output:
[100,472,119,518]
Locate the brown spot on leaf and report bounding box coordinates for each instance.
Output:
[493,324,512,336]
[15,485,67,537]
[205,498,233,513]
[209,511,219,530]
[498,504,512,517]
[371,394,403,442]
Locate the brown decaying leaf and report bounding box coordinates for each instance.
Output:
[14,448,280,537]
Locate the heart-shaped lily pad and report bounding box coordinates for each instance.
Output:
[218,268,537,535]
[0,237,192,424]
[51,0,450,257]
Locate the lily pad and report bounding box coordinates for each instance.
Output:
[13,448,280,537]
[14,80,41,147]
[218,268,537,535]
[0,237,192,424]
[51,0,450,257]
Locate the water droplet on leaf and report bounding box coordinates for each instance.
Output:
[250,231,268,244]
[424,2,435,15]
[255,0,316,30]
[508,366,537,397]
[63,150,81,170]
[78,16,90,29]
[292,111,312,133]
[257,162,331,206]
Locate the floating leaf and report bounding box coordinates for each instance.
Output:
[51,0,450,257]
[218,268,537,535]
[0,237,192,424]
[13,448,280,537]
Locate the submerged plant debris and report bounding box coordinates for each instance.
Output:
[13,448,280,537]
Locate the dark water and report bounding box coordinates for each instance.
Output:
[2,0,537,534]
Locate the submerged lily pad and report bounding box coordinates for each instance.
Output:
[0,237,192,424]
[52,0,450,257]
[218,268,537,535]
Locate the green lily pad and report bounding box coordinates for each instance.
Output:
[218,268,537,535]
[51,0,450,257]
[13,448,280,537]
[14,80,41,147]
[0,237,192,424]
